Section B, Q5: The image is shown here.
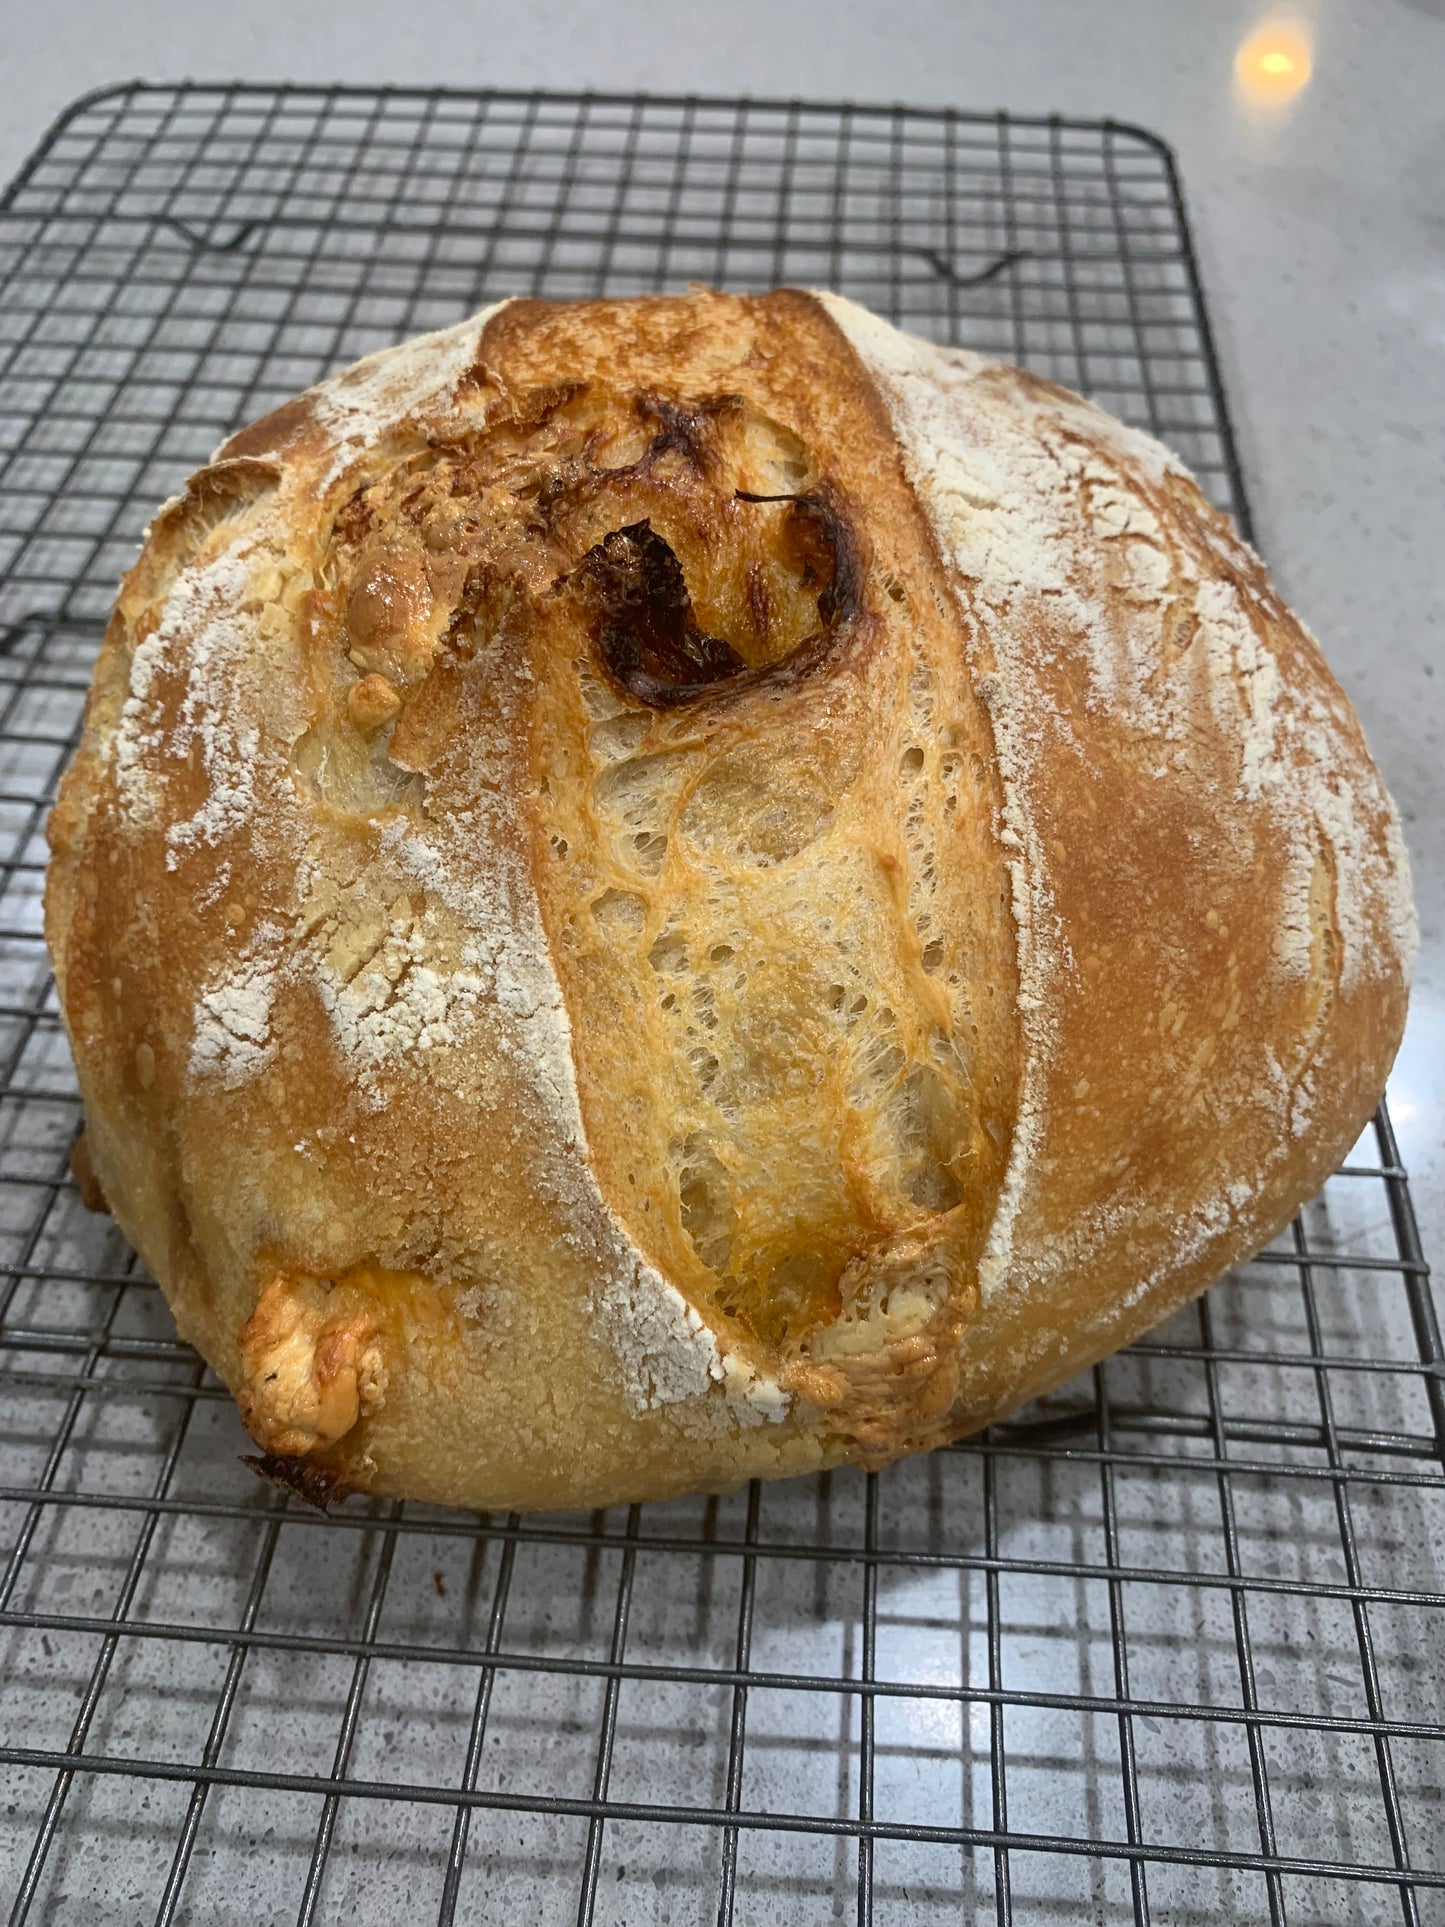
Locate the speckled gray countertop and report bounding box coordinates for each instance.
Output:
[4,2,1439,1260]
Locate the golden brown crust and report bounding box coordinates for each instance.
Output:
[44,289,1412,1509]
[819,294,1413,1431]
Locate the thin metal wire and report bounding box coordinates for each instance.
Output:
[857,1473,879,1927]
[576,1504,642,1924]
[1195,1291,1287,1927]
[714,1480,761,1927]
[0,85,1439,1926]
[297,1508,404,1925]
[1094,1363,1151,1927]
[436,1522,520,1927]
[983,1448,1012,1926]
[1292,1225,1420,1927]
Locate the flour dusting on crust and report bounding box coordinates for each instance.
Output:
[113,547,260,836]
[189,944,280,1089]
[820,290,1416,1303]
[309,305,505,488]
[132,304,788,1433]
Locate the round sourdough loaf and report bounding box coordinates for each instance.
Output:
[44,290,1414,1510]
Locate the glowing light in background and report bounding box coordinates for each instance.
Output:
[1234,16,1314,105]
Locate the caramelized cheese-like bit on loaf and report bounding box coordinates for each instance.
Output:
[237,1273,386,1457]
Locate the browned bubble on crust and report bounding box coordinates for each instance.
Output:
[556,488,860,712]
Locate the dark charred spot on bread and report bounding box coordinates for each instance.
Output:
[565,522,747,707]
[630,391,730,471]
[568,490,860,711]
[771,489,861,630]
[240,1451,356,1512]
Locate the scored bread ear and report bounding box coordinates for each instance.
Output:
[121,457,281,620]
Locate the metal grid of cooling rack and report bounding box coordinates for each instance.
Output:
[0,82,1440,1927]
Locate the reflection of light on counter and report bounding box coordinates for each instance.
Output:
[1387,997,1444,1140]
[1234,17,1314,104]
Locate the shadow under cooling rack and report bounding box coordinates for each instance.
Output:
[0,83,1441,1927]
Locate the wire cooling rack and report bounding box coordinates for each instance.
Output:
[0,83,1440,1927]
